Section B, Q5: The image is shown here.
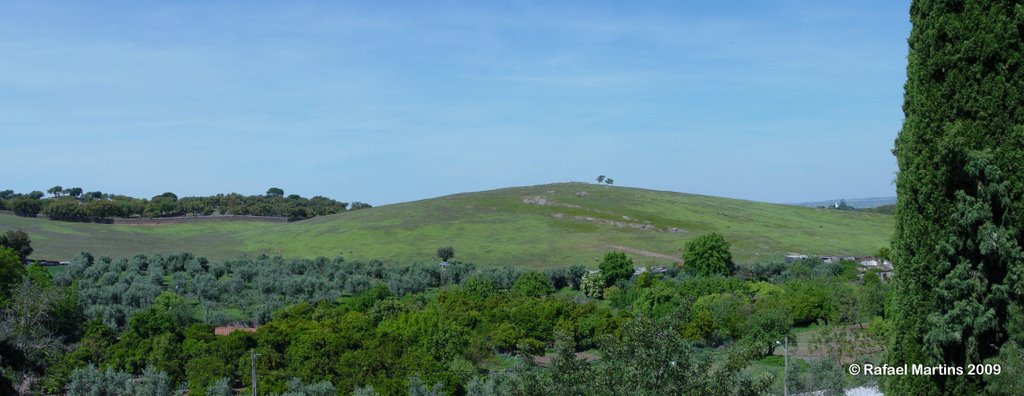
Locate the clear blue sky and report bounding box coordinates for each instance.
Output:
[1,1,910,205]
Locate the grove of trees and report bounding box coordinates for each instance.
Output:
[0,239,895,395]
[0,187,368,222]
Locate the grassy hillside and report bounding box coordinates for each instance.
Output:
[0,183,894,269]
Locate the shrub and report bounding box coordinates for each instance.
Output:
[598,251,633,287]
[512,271,553,298]
[0,229,32,261]
[580,272,604,298]
[437,246,455,262]
[9,197,41,217]
[683,233,734,277]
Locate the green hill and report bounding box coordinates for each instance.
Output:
[0,183,893,269]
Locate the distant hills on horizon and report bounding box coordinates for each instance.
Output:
[792,196,897,209]
[0,182,894,267]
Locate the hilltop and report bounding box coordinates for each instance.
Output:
[0,183,893,269]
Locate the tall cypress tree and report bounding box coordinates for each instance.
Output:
[888,1,1024,394]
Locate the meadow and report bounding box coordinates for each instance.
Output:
[0,183,894,268]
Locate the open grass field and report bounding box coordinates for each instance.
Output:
[0,183,894,269]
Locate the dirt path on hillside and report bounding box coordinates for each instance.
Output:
[610,245,683,263]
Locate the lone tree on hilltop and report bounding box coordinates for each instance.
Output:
[886,1,1024,394]
[684,233,734,277]
[47,185,63,197]
[267,187,285,197]
[604,178,614,185]
[437,246,455,262]
[596,175,606,184]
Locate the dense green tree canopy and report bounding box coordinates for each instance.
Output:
[0,247,25,302]
[43,198,85,220]
[8,197,41,217]
[684,233,734,277]
[511,271,553,298]
[598,251,633,287]
[0,244,887,395]
[887,1,1024,394]
[0,229,32,261]
[0,187,363,222]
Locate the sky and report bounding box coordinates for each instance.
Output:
[0,1,911,206]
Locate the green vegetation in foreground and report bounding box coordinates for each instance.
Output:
[1,246,888,395]
[0,183,893,268]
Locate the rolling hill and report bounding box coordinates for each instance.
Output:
[0,183,894,269]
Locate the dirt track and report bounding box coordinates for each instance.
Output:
[610,245,683,263]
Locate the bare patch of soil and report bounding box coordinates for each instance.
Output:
[609,245,683,263]
[574,215,657,230]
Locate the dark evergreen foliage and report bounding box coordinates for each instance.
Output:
[888,1,1024,394]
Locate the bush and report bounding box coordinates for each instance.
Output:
[482,266,522,290]
[281,378,337,396]
[741,261,785,281]
[205,378,233,396]
[9,197,41,217]
[781,280,835,326]
[684,233,734,277]
[580,272,604,298]
[437,246,455,262]
[803,358,845,395]
[543,267,569,289]
[84,200,125,220]
[67,366,171,396]
[567,265,587,289]
[43,198,86,220]
[0,229,32,261]
[598,252,633,287]
[602,285,622,301]
[512,271,553,298]
[0,247,25,300]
